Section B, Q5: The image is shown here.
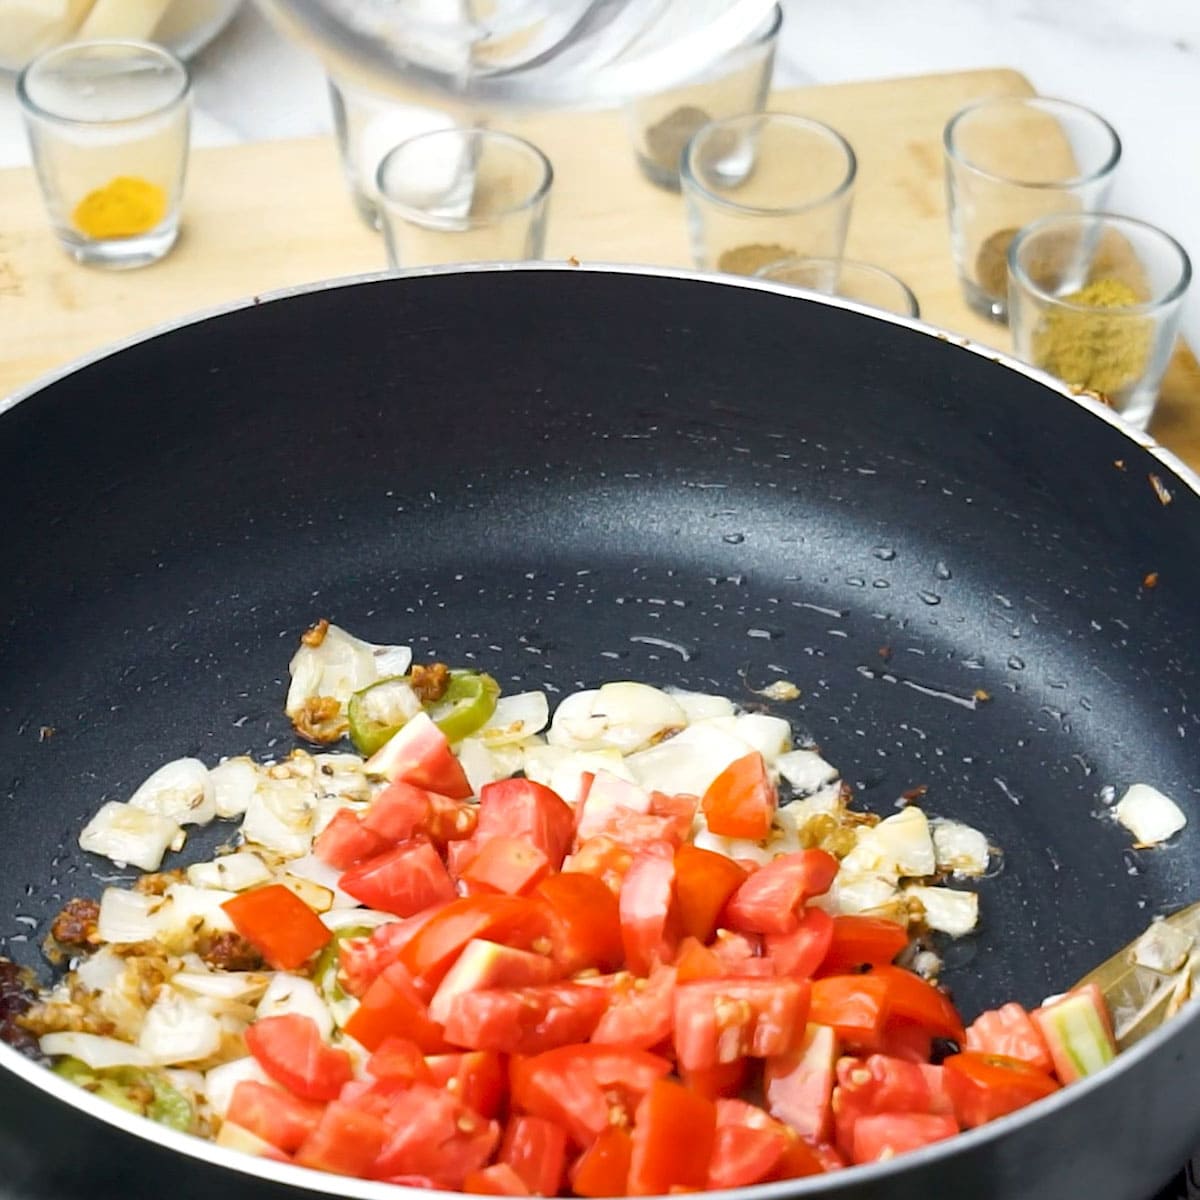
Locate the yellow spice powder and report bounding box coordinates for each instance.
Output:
[72,176,168,240]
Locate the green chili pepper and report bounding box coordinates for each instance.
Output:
[53,1058,195,1133]
[348,670,500,755]
[313,925,371,1027]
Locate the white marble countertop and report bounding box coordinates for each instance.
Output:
[1,0,1197,348]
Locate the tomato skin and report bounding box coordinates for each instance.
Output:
[701,752,777,841]
[723,850,839,935]
[222,884,331,971]
[362,778,433,841]
[367,1036,432,1084]
[499,1114,569,1196]
[461,836,551,896]
[673,844,748,944]
[871,965,967,1044]
[590,965,677,1050]
[429,939,561,1025]
[295,1102,387,1177]
[535,872,624,974]
[673,977,810,1070]
[808,975,891,1044]
[477,778,576,869]
[338,906,445,998]
[763,1022,839,1143]
[226,1080,324,1153]
[819,915,910,975]
[314,808,389,869]
[424,1051,506,1119]
[673,936,727,983]
[367,711,473,799]
[851,1112,959,1165]
[966,1003,1055,1074]
[879,1016,935,1064]
[833,1054,956,1159]
[344,961,450,1054]
[443,982,609,1055]
[244,1014,353,1102]
[647,792,699,844]
[571,1126,632,1197]
[628,1078,716,1195]
[764,906,834,979]
[681,1058,750,1100]
[707,1123,788,1189]
[943,1051,1059,1128]
[619,847,680,976]
[339,839,457,918]
[463,1164,530,1195]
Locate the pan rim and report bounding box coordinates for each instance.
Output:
[2,260,1199,1195]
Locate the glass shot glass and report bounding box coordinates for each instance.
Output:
[943,96,1120,324]
[376,128,552,269]
[755,256,920,318]
[680,113,856,276]
[1007,213,1192,432]
[328,74,456,230]
[17,39,191,269]
[625,3,781,192]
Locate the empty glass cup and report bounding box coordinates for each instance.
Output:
[376,127,552,269]
[18,39,191,268]
[681,113,856,275]
[755,256,920,318]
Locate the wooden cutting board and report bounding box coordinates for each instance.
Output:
[1,66,1197,465]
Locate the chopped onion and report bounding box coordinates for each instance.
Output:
[128,757,216,826]
[279,874,334,914]
[840,807,936,880]
[138,992,224,1064]
[930,819,991,877]
[40,1032,151,1069]
[285,623,382,718]
[172,971,270,1002]
[480,692,550,747]
[79,801,182,872]
[780,783,844,824]
[692,826,774,866]
[664,688,735,722]
[547,683,686,754]
[321,908,398,931]
[576,771,652,840]
[776,749,839,795]
[537,748,636,809]
[210,757,259,819]
[906,885,979,936]
[205,1057,274,1118]
[256,975,334,1039]
[815,874,903,919]
[728,713,794,764]
[286,853,359,909]
[75,948,126,993]
[1115,784,1187,845]
[96,887,163,944]
[312,755,372,804]
[1132,919,1195,974]
[626,723,747,797]
[156,883,236,938]
[188,851,273,893]
[241,779,317,857]
[457,737,503,796]
[368,640,413,678]
[358,677,422,729]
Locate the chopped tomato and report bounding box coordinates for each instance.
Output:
[832,1054,955,1159]
[477,778,576,868]
[673,977,810,1070]
[571,1126,632,1198]
[628,1079,716,1195]
[619,847,680,975]
[362,778,433,841]
[879,1016,935,1064]
[673,844,748,943]
[443,982,609,1055]
[338,906,445,998]
[772,1133,829,1180]
[367,711,473,799]
[673,936,727,983]
[710,929,765,972]
[344,961,449,1054]
[966,1002,1055,1074]
[707,1122,788,1189]
[808,975,891,1045]
[872,966,966,1044]
[222,884,330,971]
[367,1036,432,1084]
[723,850,839,935]
[535,872,624,974]
[295,1102,387,1177]
[500,1114,569,1196]
[314,808,388,870]
[851,1112,958,1165]
[764,906,834,978]
[423,791,480,845]
[1032,984,1116,1083]
[943,1051,1059,1128]
[339,839,457,918]
[701,752,777,841]
[647,791,699,843]
[819,915,909,975]
[681,1058,749,1100]
[563,835,635,893]
[763,1023,839,1142]
[244,1014,353,1102]
[591,965,677,1049]
[575,770,652,841]
[592,810,690,851]
[461,836,552,896]
[226,1080,323,1153]
[463,1164,530,1196]
[424,1051,506,1119]
[429,938,560,1024]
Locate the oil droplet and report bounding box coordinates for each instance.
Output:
[1007,655,1025,670]
[846,577,866,588]
[872,579,890,589]
[873,547,897,561]
[918,591,941,606]
[722,533,745,545]
[934,561,952,580]
[747,627,782,640]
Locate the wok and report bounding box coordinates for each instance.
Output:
[0,264,1198,1200]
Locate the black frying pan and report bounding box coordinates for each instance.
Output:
[1,265,1198,1200]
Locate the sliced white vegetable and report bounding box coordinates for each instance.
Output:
[314,795,365,837]
[241,780,317,857]
[172,971,270,1003]
[547,683,686,754]
[664,688,736,722]
[369,640,413,678]
[930,819,991,877]
[544,749,637,809]
[96,887,162,944]
[205,1057,274,1119]
[489,740,528,780]
[458,736,503,796]
[40,1032,152,1070]
[210,757,260,819]
[905,885,979,936]
[138,993,224,1065]
[75,947,126,993]
[692,826,774,866]
[128,757,216,826]
[780,783,844,824]
[480,691,550,747]
[1115,784,1187,845]
[279,874,335,914]
[155,884,236,938]
[712,712,793,765]
[312,754,373,803]
[776,749,839,795]
[357,677,422,729]
[215,1121,280,1156]
[813,874,902,918]
[286,854,360,909]
[1132,919,1195,974]
[188,851,273,893]
[840,807,936,880]
[79,801,182,871]
[256,975,334,1040]
[625,722,748,797]
[576,770,652,840]
[321,908,399,931]
[285,623,381,718]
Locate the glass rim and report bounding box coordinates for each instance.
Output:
[375,127,553,226]
[17,38,191,128]
[680,112,857,217]
[753,255,920,315]
[943,95,1122,190]
[1007,212,1193,316]
[745,2,784,48]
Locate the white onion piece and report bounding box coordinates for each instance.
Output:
[480,692,550,747]
[814,874,902,918]
[930,819,990,877]
[1132,920,1194,973]
[458,737,502,796]
[40,1032,152,1069]
[321,908,398,931]
[704,713,791,765]
[285,624,381,718]
[215,1122,279,1155]
[241,780,317,857]
[128,758,216,826]
[256,975,334,1039]
[96,887,162,944]
[664,688,735,722]
[780,784,843,824]
[79,802,182,871]
[314,795,366,836]
[547,683,686,754]
[164,1068,206,1098]
[210,757,259,819]
[576,770,652,840]
[188,851,273,892]
[692,826,774,866]
[626,722,747,797]
[840,807,936,880]
[357,677,422,729]
[172,971,270,1002]
[312,754,372,803]
[546,749,637,810]
[280,874,334,914]
[489,740,527,780]
[138,992,224,1064]
[205,1057,274,1118]
[906,885,980,936]
[369,641,413,678]
[156,884,237,937]
[286,854,360,909]
[75,948,126,993]
[776,749,839,795]
[1115,784,1187,845]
